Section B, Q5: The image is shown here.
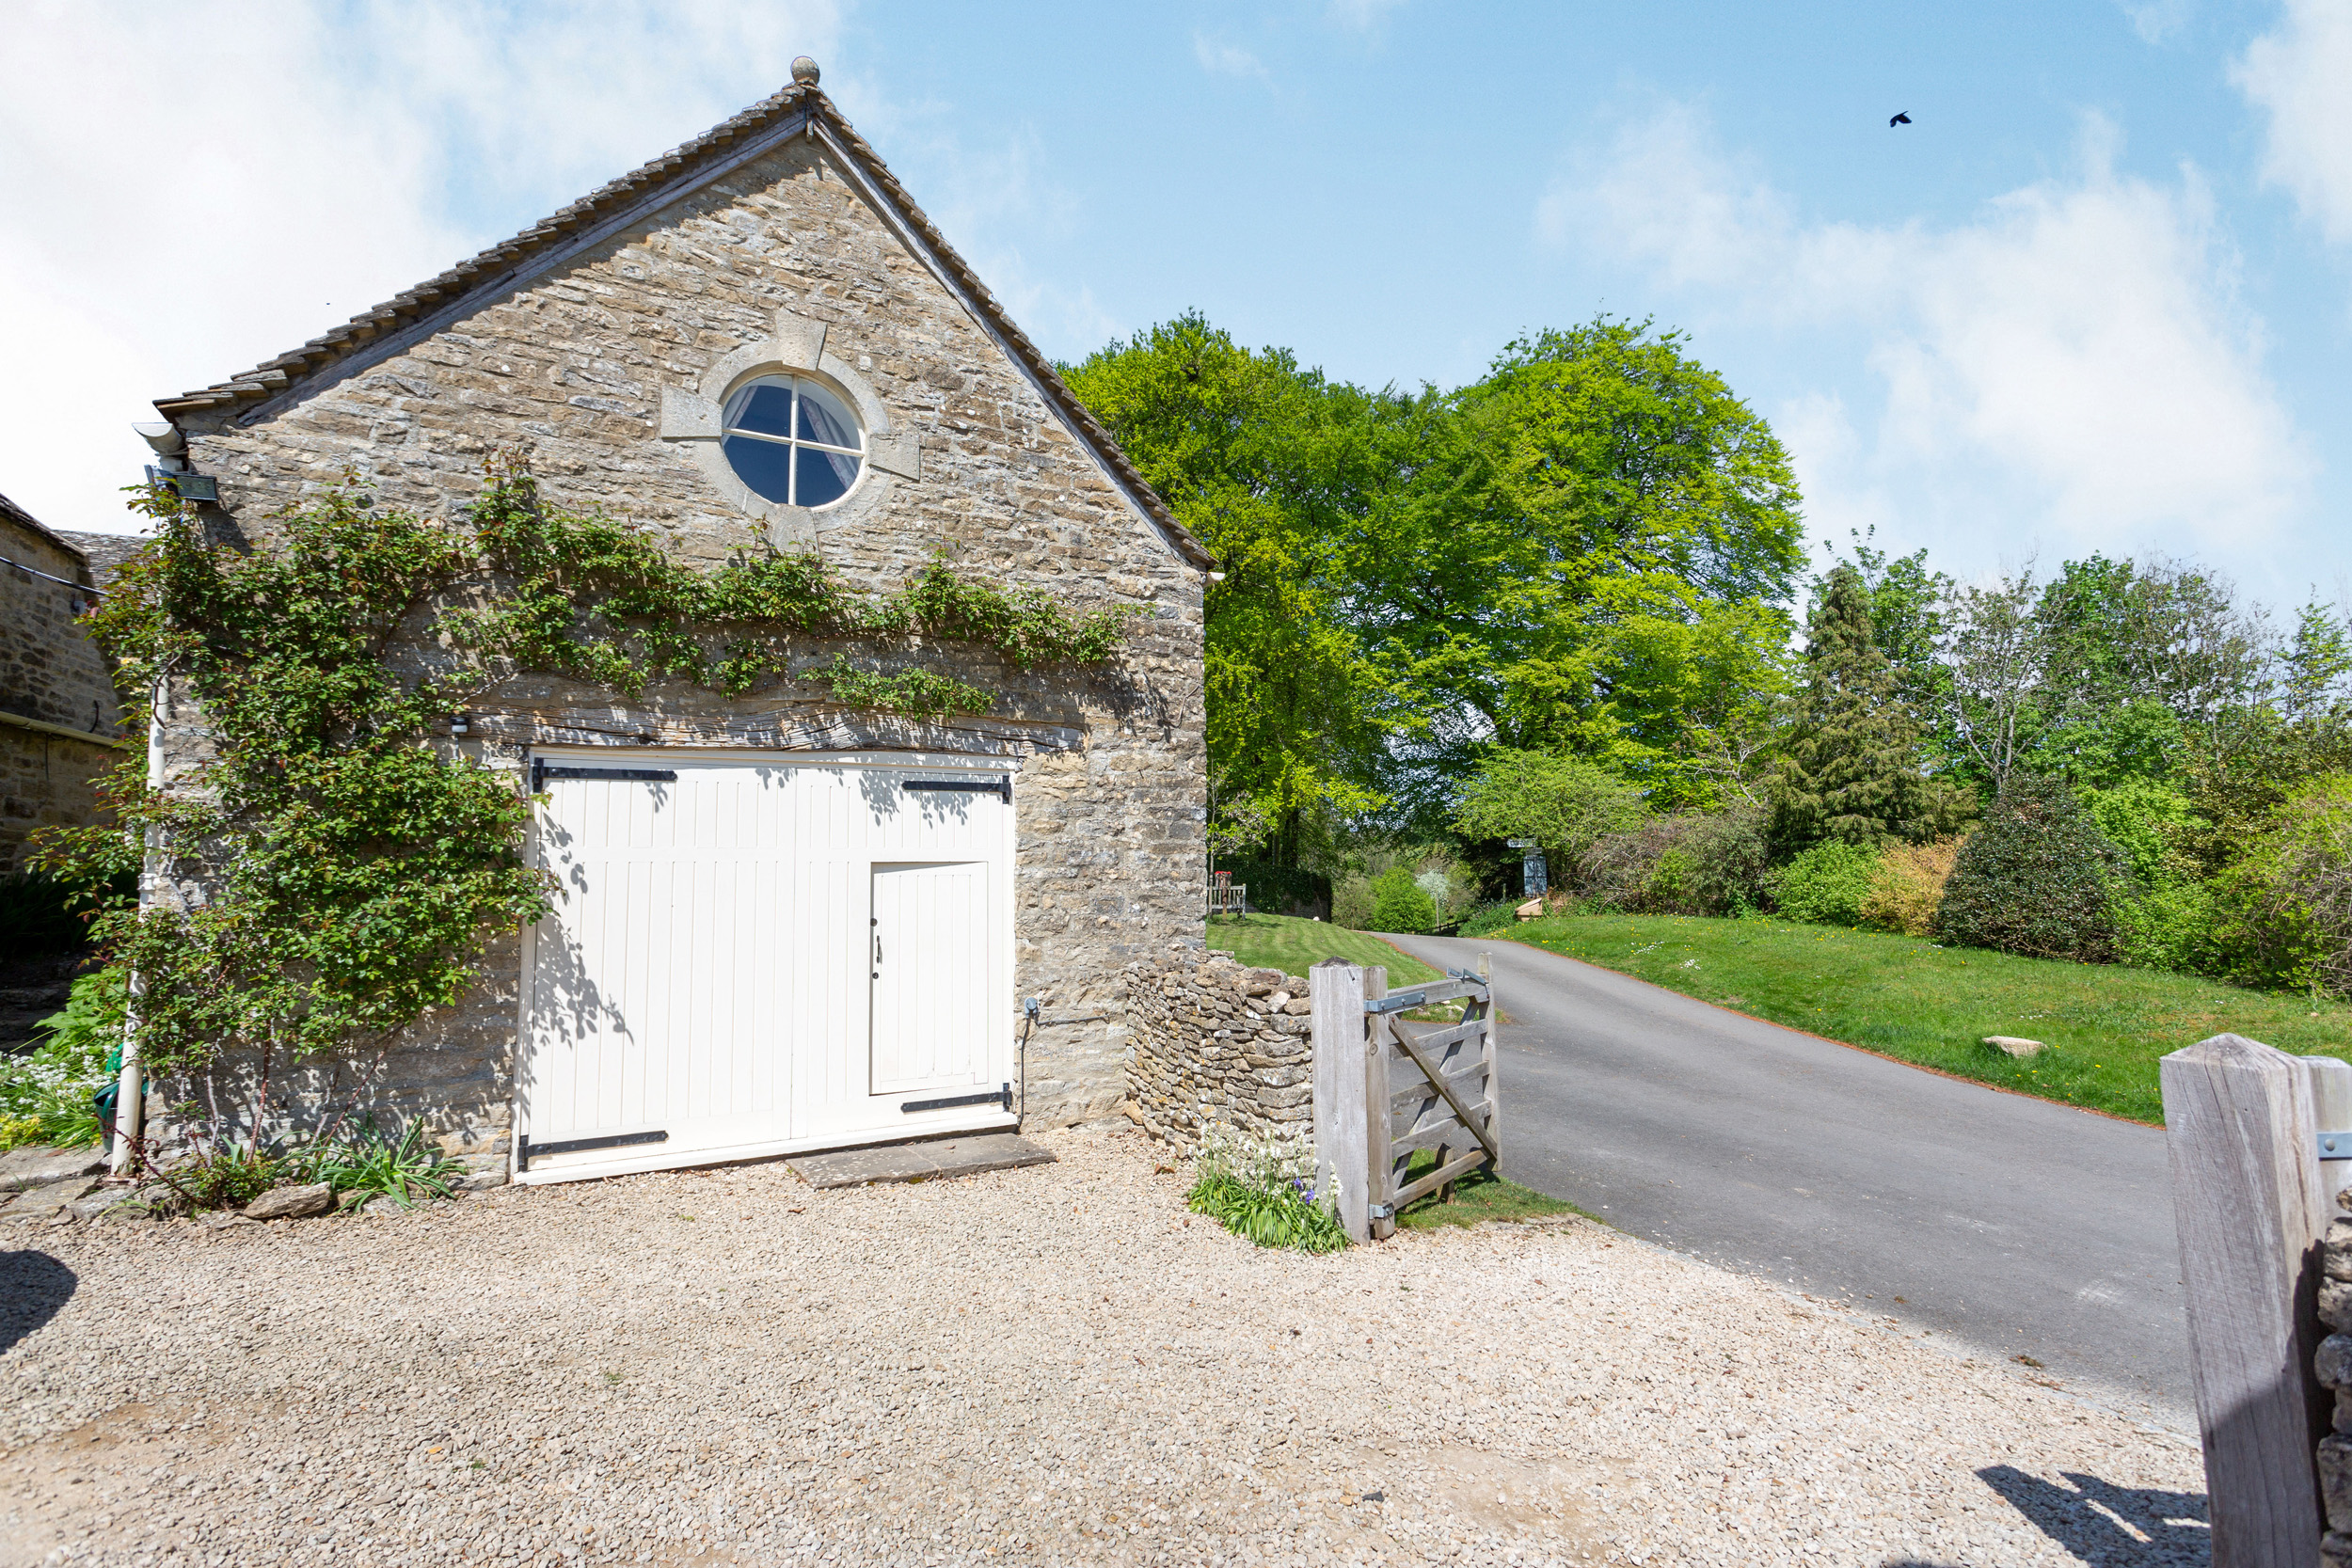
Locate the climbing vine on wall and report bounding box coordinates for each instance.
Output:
[39,459,1136,1135]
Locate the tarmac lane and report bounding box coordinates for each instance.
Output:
[1382,929,2193,1429]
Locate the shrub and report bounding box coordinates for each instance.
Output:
[2117,880,2223,974]
[0,968,126,1151]
[1768,841,1881,926]
[1331,876,1375,930]
[2079,779,2220,974]
[1370,865,1438,933]
[2080,778,2201,885]
[1458,901,1521,938]
[1859,837,1964,936]
[1935,771,2131,962]
[1578,806,1770,916]
[2211,773,2352,994]
[1185,1132,1348,1253]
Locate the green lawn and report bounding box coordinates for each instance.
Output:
[1206,912,1443,987]
[1502,912,2352,1125]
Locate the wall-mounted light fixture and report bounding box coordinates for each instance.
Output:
[143,466,218,503]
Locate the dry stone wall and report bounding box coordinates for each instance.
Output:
[2313,1212,2352,1565]
[1123,950,1313,1153]
[151,124,1205,1164]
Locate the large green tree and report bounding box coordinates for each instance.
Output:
[1770,563,1926,850]
[1356,319,1805,815]
[1062,314,1422,863]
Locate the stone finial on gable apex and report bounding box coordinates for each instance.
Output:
[791,56,820,87]
[774,311,826,370]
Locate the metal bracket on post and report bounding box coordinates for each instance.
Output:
[2319,1131,2352,1160]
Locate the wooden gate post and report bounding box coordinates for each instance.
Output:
[2307,1055,2352,1207]
[1363,967,1394,1241]
[1310,958,1370,1243]
[2161,1033,2330,1566]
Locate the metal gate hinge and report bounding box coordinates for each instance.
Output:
[2321,1132,2352,1161]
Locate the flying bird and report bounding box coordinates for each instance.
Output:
[1889,111,1912,127]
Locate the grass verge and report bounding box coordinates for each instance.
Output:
[1504,911,2352,1126]
[1206,912,1442,986]
[1392,1150,1586,1231]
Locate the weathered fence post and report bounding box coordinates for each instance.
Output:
[2162,1033,2330,1566]
[1311,958,1370,1243]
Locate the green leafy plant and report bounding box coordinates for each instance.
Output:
[0,968,126,1151]
[1936,771,2132,963]
[1767,841,1881,926]
[178,1143,284,1211]
[1370,864,1438,933]
[2211,773,2352,994]
[288,1120,464,1209]
[1185,1132,1349,1253]
[1580,806,1771,917]
[1454,750,1648,878]
[805,657,991,720]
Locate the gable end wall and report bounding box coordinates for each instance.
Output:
[157,135,1205,1167]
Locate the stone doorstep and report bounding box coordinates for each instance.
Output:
[0,1145,108,1193]
[786,1132,1057,1191]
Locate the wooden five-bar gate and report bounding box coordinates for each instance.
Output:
[1309,957,1499,1243]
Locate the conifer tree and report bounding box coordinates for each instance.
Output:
[1770,563,1924,852]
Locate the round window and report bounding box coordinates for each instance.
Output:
[719,374,866,508]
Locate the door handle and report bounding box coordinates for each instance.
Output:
[872,927,882,979]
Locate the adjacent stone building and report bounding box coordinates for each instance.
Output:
[140,61,1211,1182]
[0,492,128,874]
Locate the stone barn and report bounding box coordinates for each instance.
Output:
[139,60,1211,1184]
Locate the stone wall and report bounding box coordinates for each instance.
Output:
[145,930,523,1181]
[0,504,128,870]
[1122,950,1313,1153]
[2314,1212,2352,1565]
[145,107,1205,1164]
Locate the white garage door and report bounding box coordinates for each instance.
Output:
[515,751,1014,1182]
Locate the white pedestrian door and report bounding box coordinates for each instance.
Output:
[870,862,991,1095]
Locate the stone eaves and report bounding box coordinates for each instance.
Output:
[152,80,1216,574]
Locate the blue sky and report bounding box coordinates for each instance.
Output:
[5,0,2347,615]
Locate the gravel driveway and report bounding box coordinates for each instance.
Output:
[2,1130,2205,1567]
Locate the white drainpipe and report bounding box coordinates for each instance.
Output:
[109,680,163,1175]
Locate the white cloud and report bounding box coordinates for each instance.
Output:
[1538,103,2312,562]
[2117,0,2191,44]
[1192,33,1268,81]
[0,0,840,536]
[2235,0,2352,245]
